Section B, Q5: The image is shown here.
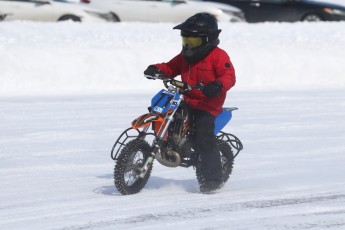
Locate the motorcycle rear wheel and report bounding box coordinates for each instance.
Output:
[114,139,153,195]
[195,140,234,188]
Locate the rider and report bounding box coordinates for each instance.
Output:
[144,13,236,193]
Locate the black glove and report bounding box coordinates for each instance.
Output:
[144,65,162,80]
[202,81,223,98]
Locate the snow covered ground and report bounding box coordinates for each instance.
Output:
[1,21,345,229]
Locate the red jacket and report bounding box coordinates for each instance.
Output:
[155,47,236,117]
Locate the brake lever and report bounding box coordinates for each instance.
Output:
[194,82,204,90]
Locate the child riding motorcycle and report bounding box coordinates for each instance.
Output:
[144,13,236,193]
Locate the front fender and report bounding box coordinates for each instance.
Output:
[131,113,163,129]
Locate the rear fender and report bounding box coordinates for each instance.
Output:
[214,107,238,135]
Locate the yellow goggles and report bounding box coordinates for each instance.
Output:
[181,36,203,49]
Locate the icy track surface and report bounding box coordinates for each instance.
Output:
[1,91,345,230]
[1,21,345,229]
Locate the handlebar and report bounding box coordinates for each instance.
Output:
[162,78,204,93]
[144,73,204,93]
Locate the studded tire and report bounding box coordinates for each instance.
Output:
[114,139,153,195]
[195,140,234,188]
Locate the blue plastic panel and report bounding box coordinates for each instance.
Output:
[214,107,238,134]
[151,89,180,113]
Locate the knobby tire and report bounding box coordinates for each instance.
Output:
[195,140,234,188]
[114,139,153,195]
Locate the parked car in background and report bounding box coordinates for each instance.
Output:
[204,0,345,22]
[0,0,116,22]
[88,0,245,22]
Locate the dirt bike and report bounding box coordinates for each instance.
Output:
[111,77,243,195]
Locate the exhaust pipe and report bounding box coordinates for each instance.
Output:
[155,148,181,168]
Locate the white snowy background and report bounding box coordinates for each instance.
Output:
[1,20,345,230]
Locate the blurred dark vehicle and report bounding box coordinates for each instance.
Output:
[204,0,345,22]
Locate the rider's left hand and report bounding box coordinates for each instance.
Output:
[202,81,223,98]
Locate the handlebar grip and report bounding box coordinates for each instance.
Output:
[159,78,203,92]
[145,73,166,80]
[145,74,157,80]
[170,79,186,88]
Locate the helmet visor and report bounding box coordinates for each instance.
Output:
[181,36,203,49]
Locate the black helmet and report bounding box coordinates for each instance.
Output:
[173,13,221,64]
[173,13,221,37]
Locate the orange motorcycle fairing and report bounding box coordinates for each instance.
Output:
[131,113,164,130]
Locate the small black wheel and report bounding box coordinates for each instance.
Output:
[195,140,234,187]
[110,12,120,22]
[58,15,81,22]
[114,139,153,195]
[302,13,322,22]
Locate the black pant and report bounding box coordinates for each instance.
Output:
[190,109,223,181]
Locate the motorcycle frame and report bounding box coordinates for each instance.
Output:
[111,80,243,163]
[110,89,183,161]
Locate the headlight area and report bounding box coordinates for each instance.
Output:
[84,10,118,22]
[222,10,245,22]
[210,9,223,22]
[324,8,345,16]
[211,9,241,23]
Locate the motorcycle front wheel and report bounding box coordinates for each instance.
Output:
[195,140,234,187]
[114,139,153,195]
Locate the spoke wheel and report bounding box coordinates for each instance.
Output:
[303,14,322,22]
[114,139,153,195]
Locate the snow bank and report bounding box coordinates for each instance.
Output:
[1,21,345,96]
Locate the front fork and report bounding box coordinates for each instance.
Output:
[138,155,155,178]
[135,125,155,178]
[139,96,183,178]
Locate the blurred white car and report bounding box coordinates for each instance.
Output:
[54,0,90,3]
[0,0,116,22]
[89,0,245,22]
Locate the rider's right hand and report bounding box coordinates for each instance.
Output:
[144,65,162,80]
